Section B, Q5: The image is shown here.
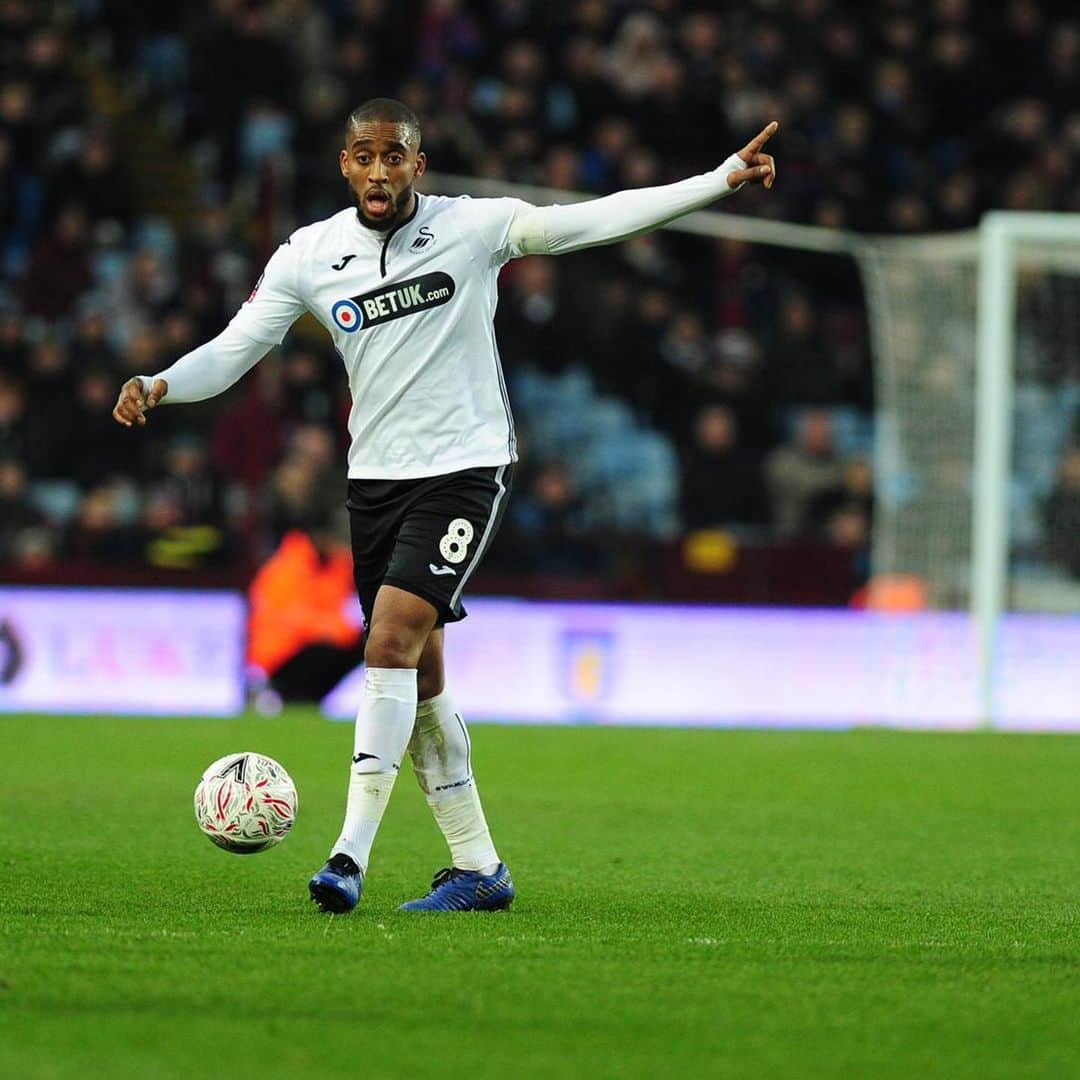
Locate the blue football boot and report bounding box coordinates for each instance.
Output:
[308,852,364,913]
[399,863,515,912]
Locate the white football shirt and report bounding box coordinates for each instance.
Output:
[144,157,749,478]
[230,194,532,480]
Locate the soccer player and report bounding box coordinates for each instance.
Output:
[113,99,778,914]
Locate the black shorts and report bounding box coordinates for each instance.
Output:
[348,464,513,629]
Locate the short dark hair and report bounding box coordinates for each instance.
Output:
[345,98,421,148]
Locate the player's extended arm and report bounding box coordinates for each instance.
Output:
[111,324,270,427]
[509,122,778,257]
[114,234,304,427]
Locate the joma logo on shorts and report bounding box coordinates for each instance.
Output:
[331,272,456,333]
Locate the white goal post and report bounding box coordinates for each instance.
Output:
[971,213,1080,722]
[423,172,1080,725]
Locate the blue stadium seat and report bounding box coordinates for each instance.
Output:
[553,366,594,404]
[27,481,82,525]
[1010,476,1044,552]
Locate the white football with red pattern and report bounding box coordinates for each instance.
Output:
[194,752,298,854]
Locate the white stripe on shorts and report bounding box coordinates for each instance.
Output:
[449,465,507,611]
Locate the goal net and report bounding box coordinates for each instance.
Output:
[859,219,1080,616]
[859,234,981,610]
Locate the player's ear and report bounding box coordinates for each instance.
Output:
[414,151,427,179]
[339,148,349,178]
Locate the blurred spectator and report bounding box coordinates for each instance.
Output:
[660,310,709,378]
[22,26,79,130]
[141,431,235,568]
[0,310,28,370]
[0,456,45,559]
[806,455,874,538]
[507,459,598,573]
[653,308,710,432]
[8,524,58,569]
[66,483,142,563]
[43,128,134,229]
[496,257,574,375]
[263,446,342,547]
[113,249,177,330]
[606,12,671,100]
[828,501,870,550]
[615,286,674,417]
[69,310,120,370]
[1044,447,1080,578]
[1,0,1077,594]
[0,375,30,463]
[21,338,76,476]
[813,455,874,587]
[698,328,771,451]
[288,421,338,472]
[0,79,36,171]
[765,409,845,537]
[284,420,345,517]
[280,342,339,425]
[159,433,226,527]
[159,309,200,365]
[22,205,93,318]
[212,358,289,494]
[70,368,142,489]
[187,2,297,177]
[579,115,635,190]
[247,516,364,703]
[767,290,834,404]
[680,404,768,530]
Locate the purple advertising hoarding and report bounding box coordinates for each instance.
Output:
[327,600,1080,730]
[0,587,1075,728]
[0,587,247,715]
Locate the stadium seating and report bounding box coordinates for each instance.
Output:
[2,2,1077,594]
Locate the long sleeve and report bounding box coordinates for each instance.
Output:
[138,323,271,404]
[505,153,748,257]
[139,233,307,404]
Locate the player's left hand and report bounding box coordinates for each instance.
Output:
[728,120,779,190]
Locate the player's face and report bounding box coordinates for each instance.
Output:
[340,121,427,232]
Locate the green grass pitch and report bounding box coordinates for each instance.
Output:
[1,712,1078,1078]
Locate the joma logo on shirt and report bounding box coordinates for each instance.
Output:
[331,271,455,333]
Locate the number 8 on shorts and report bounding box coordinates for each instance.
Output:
[439,517,475,564]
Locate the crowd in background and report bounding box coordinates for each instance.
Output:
[2,0,1079,593]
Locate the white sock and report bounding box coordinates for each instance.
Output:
[332,666,417,873]
[409,690,500,874]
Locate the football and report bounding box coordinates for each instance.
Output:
[193,752,298,854]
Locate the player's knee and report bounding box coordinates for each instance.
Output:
[363,624,424,669]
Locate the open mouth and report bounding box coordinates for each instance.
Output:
[364,189,392,215]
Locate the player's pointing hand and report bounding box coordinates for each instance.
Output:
[728,120,779,190]
[112,376,167,428]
